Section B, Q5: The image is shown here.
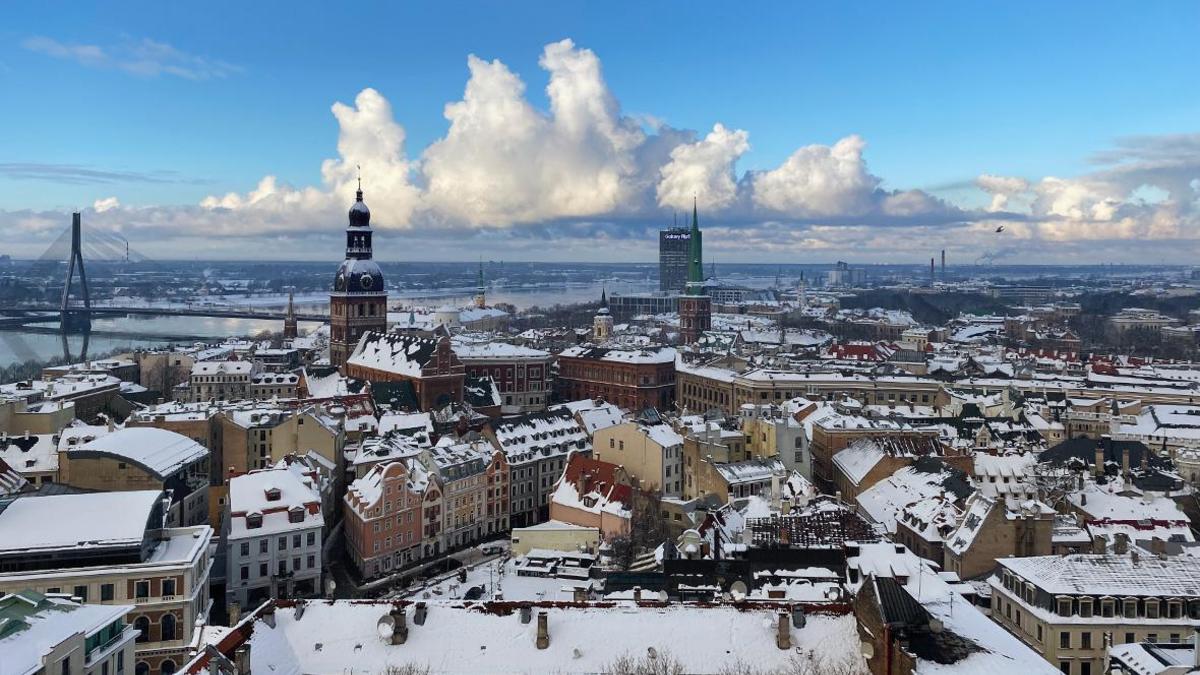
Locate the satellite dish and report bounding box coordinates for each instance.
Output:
[729,580,748,600]
[377,615,395,640]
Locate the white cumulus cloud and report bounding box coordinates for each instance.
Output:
[749,135,880,217]
[656,123,749,212]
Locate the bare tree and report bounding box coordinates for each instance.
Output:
[603,648,686,675]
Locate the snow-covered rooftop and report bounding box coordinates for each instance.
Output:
[194,600,864,675]
[0,490,160,555]
[72,427,207,477]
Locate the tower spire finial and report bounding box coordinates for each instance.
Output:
[356,164,362,198]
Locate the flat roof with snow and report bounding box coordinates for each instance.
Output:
[0,490,161,556]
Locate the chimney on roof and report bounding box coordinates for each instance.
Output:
[1152,537,1167,558]
[1122,447,1131,478]
[1094,442,1105,477]
[776,612,792,650]
[389,607,408,645]
[234,644,251,675]
[1092,535,1106,553]
[536,611,550,650]
[228,602,241,626]
[262,603,276,629]
[572,586,588,603]
[1113,532,1130,555]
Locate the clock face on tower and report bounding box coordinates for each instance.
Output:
[360,275,373,290]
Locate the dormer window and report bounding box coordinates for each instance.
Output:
[1123,598,1138,618]
[1057,597,1072,616]
[1078,598,1093,618]
[1146,599,1160,619]
[288,506,305,524]
[265,487,281,501]
[246,513,263,529]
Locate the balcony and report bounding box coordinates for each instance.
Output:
[86,625,138,666]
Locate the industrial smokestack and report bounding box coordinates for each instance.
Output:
[941,250,946,279]
[930,258,935,285]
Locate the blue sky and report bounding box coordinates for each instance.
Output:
[1,2,1198,262]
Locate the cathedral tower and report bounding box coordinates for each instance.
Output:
[329,182,388,369]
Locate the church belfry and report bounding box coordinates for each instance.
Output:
[593,287,614,342]
[329,181,388,369]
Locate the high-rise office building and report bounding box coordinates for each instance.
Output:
[659,226,691,293]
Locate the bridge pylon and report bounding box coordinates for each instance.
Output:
[60,212,91,333]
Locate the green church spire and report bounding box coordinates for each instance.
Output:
[687,197,704,295]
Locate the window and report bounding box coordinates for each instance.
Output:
[1078,599,1093,618]
[134,616,150,643]
[1148,633,1158,643]
[162,579,176,597]
[135,581,149,599]
[1080,664,1090,675]
[60,659,70,675]
[1037,625,1043,642]
[1059,662,1069,674]
[1125,633,1135,644]
[308,555,316,569]
[1059,631,1070,649]
[278,560,287,575]
[1057,598,1072,616]
[278,536,287,551]
[118,650,124,673]
[1081,632,1091,649]
[293,534,301,549]
[101,583,114,601]
[259,563,268,577]
[1146,600,1160,619]
[1124,599,1138,617]
[1171,633,1181,643]
[260,539,269,554]
[73,585,87,602]
[307,532,316,546]
[240,542,250,556]
[161,613,176,641]
[240,566,249,581]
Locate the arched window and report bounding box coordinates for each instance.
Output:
[135,663,150,675]
[160,660,176,675]
[161,613,177,641]
[134,616,150,643]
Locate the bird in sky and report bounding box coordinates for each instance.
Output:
[995,225,1005,233]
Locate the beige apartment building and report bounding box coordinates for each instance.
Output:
[991,553,1200,675]
[593,421,685,496]
[0,396,76,435]
[0,491,214,675]
[216,403,344,476]
[675,362,947,418]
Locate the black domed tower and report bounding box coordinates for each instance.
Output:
[330,181,388,369]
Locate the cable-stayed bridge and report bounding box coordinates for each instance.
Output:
[2,213,328,329]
